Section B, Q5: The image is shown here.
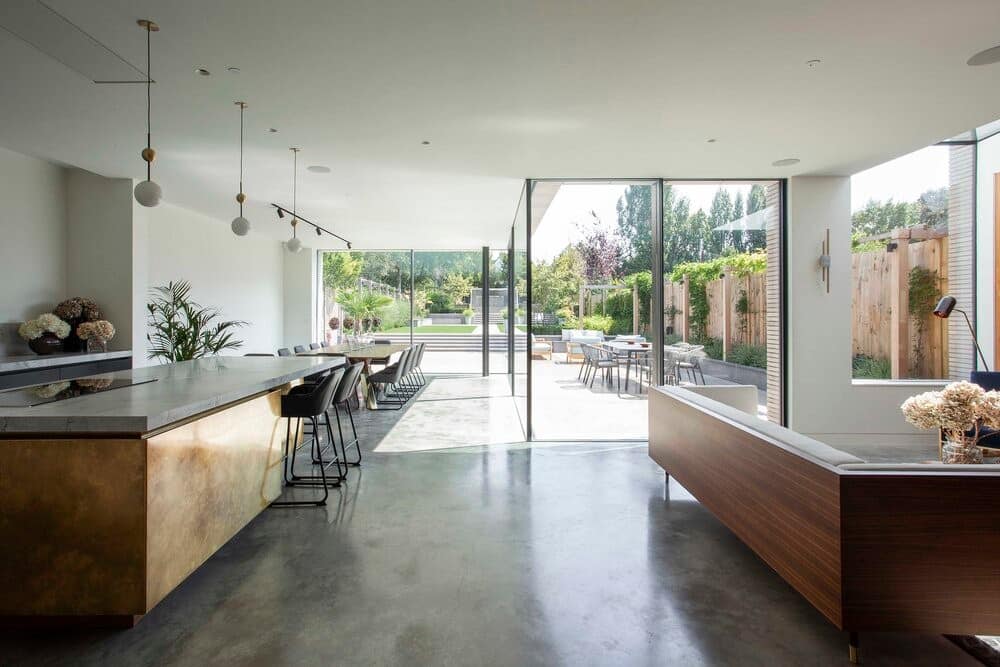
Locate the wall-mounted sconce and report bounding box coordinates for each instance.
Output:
[818,228,831,293]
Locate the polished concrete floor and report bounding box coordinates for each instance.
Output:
[0,376,979,666]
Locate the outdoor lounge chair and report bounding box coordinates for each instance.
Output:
[531,334,552,360]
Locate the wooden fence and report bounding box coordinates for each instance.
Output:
[664,271,767,357]
[662,231,948,377]
[851,234,948,378]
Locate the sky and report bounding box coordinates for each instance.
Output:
[532,146,951,262]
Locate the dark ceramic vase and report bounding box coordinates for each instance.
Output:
[28,333,64,355]
[61,318,84,352]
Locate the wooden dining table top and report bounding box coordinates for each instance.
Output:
[298,343,410,361]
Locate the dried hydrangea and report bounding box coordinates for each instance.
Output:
[75,377,113,391]
[54,297,102,322]
[979,391,1000,431]
[77,320,115,341]
[31,381,70,399]
[18,313,71,340]
[901,391,942,430]
[937,381,984,433]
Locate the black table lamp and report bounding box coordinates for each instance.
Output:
[932,295,990,371]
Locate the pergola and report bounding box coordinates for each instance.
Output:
[578,283,643,334]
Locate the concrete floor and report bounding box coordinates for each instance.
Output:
[0,376,978,666]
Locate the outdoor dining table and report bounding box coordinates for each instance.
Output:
[298,343,411,409]
[599,341,653,392]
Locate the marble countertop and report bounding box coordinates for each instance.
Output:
[0,350,132,373]
[0,356,345,435]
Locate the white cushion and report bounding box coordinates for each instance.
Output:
[561,329,574,341]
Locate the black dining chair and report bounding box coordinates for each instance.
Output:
[277,348,292,357]
[245,353,275,357]
[293,345,308,354]
[270,369,345,508]
[309,342,321,350]
[369,348,412,410]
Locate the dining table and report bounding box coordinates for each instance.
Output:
[599,341,653,392]
[298,343,411,409]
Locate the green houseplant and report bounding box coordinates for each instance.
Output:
[146,281,247,362]
[338,290,393,333]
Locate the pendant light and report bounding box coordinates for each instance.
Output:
[285,147,303,253]
[230,102,251,236]
[134,19,162,207]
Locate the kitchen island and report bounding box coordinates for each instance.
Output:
[0,356,345,628]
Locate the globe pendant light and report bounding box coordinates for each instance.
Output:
[285,147,303,253]
[134,20,162,207]
[230,102,251,236]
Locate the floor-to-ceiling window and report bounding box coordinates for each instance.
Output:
[321,249,411,346]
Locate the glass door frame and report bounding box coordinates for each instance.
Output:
[520,177,787,441]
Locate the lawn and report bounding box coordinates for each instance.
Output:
[380,325,477,334]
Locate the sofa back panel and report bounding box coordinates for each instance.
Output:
[648,387,845,627]
[840,473,1000,633]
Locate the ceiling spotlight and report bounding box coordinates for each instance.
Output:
[195,67,211,76]
[269,128,278,133]
[968,45,1000,66]
[772,158,801,167]
[276,208,285,218]
[315,227,322,236]
[307,165,331,174]
[421,140,431,145]
[226,66,241,73]
[347,242,352,250]
[706,138,717,143]
[806,59,821,68]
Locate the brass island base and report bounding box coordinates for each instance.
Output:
[0,388,289,627]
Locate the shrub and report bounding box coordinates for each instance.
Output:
[581,314,614,333]
[462,308,475,317]
[693,337,723,360]
[853,354,891,379]
[378,299,411,331]
[728,344,767,369]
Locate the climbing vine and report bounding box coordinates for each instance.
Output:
[908,266,941,373]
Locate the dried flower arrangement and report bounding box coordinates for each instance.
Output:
[18,313,71,340]
[901,381,1000,463]
[30,381,70,400]
[77,320,116,341]
[54,297,102,322]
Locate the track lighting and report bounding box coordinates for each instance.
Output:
[230,102,251,236]
[315,227,322,236]
[276,208,285,219]
[134,20,162,207]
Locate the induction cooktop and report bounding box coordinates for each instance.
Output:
[0,375,157,407]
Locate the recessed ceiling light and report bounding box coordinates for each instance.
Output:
[226,66,241,73]
[806,59,821,68]
[772,158,800,167]
[268,128,278,133]
[195,67,211,76]
[706,138,717,143]
[421,140,431,145]
[968,45,1000,66]
[307,165,331,174]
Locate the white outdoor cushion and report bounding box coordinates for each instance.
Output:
[561,329,575,341]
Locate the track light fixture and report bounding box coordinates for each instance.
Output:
[230,102,251,236]
[134,20,162,207]
[276,207,285,219]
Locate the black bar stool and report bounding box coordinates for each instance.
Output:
[271,369,345,508]
[332,362,365,466]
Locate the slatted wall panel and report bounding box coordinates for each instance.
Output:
[765,182,783,424]
[947,145,976,379]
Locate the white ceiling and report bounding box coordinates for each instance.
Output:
[1,0,999,249]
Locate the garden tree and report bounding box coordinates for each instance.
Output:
[531,246,583,316]
[575,211,621,282]
[441,272,474,306]
[917,187,948,228]
[740,184,768,254]
[730,191,746,253]
[747,184,766,214]
[615,185,654,276]
[322,251,362,294]
[851,198,920,238]
[708,188,735,256]
[662,185,706,274]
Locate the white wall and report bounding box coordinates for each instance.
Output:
[65,169,136,353]
[282,248,318,349]
[0,147,67,354]
[144,203,284,361]
[786,176,940,446]
[976,133,1000,367]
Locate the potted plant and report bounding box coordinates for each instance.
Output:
[328,316,341,344]
[76,320,116,353]
[462,308,475,325]
[18,313,71,355]
[515,307,526,325]
[901,381,1000,463]
[146,281,247,362]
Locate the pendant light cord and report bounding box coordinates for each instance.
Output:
[238,104,244,216]
[292,149,298,239]
[145,24,152,181]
